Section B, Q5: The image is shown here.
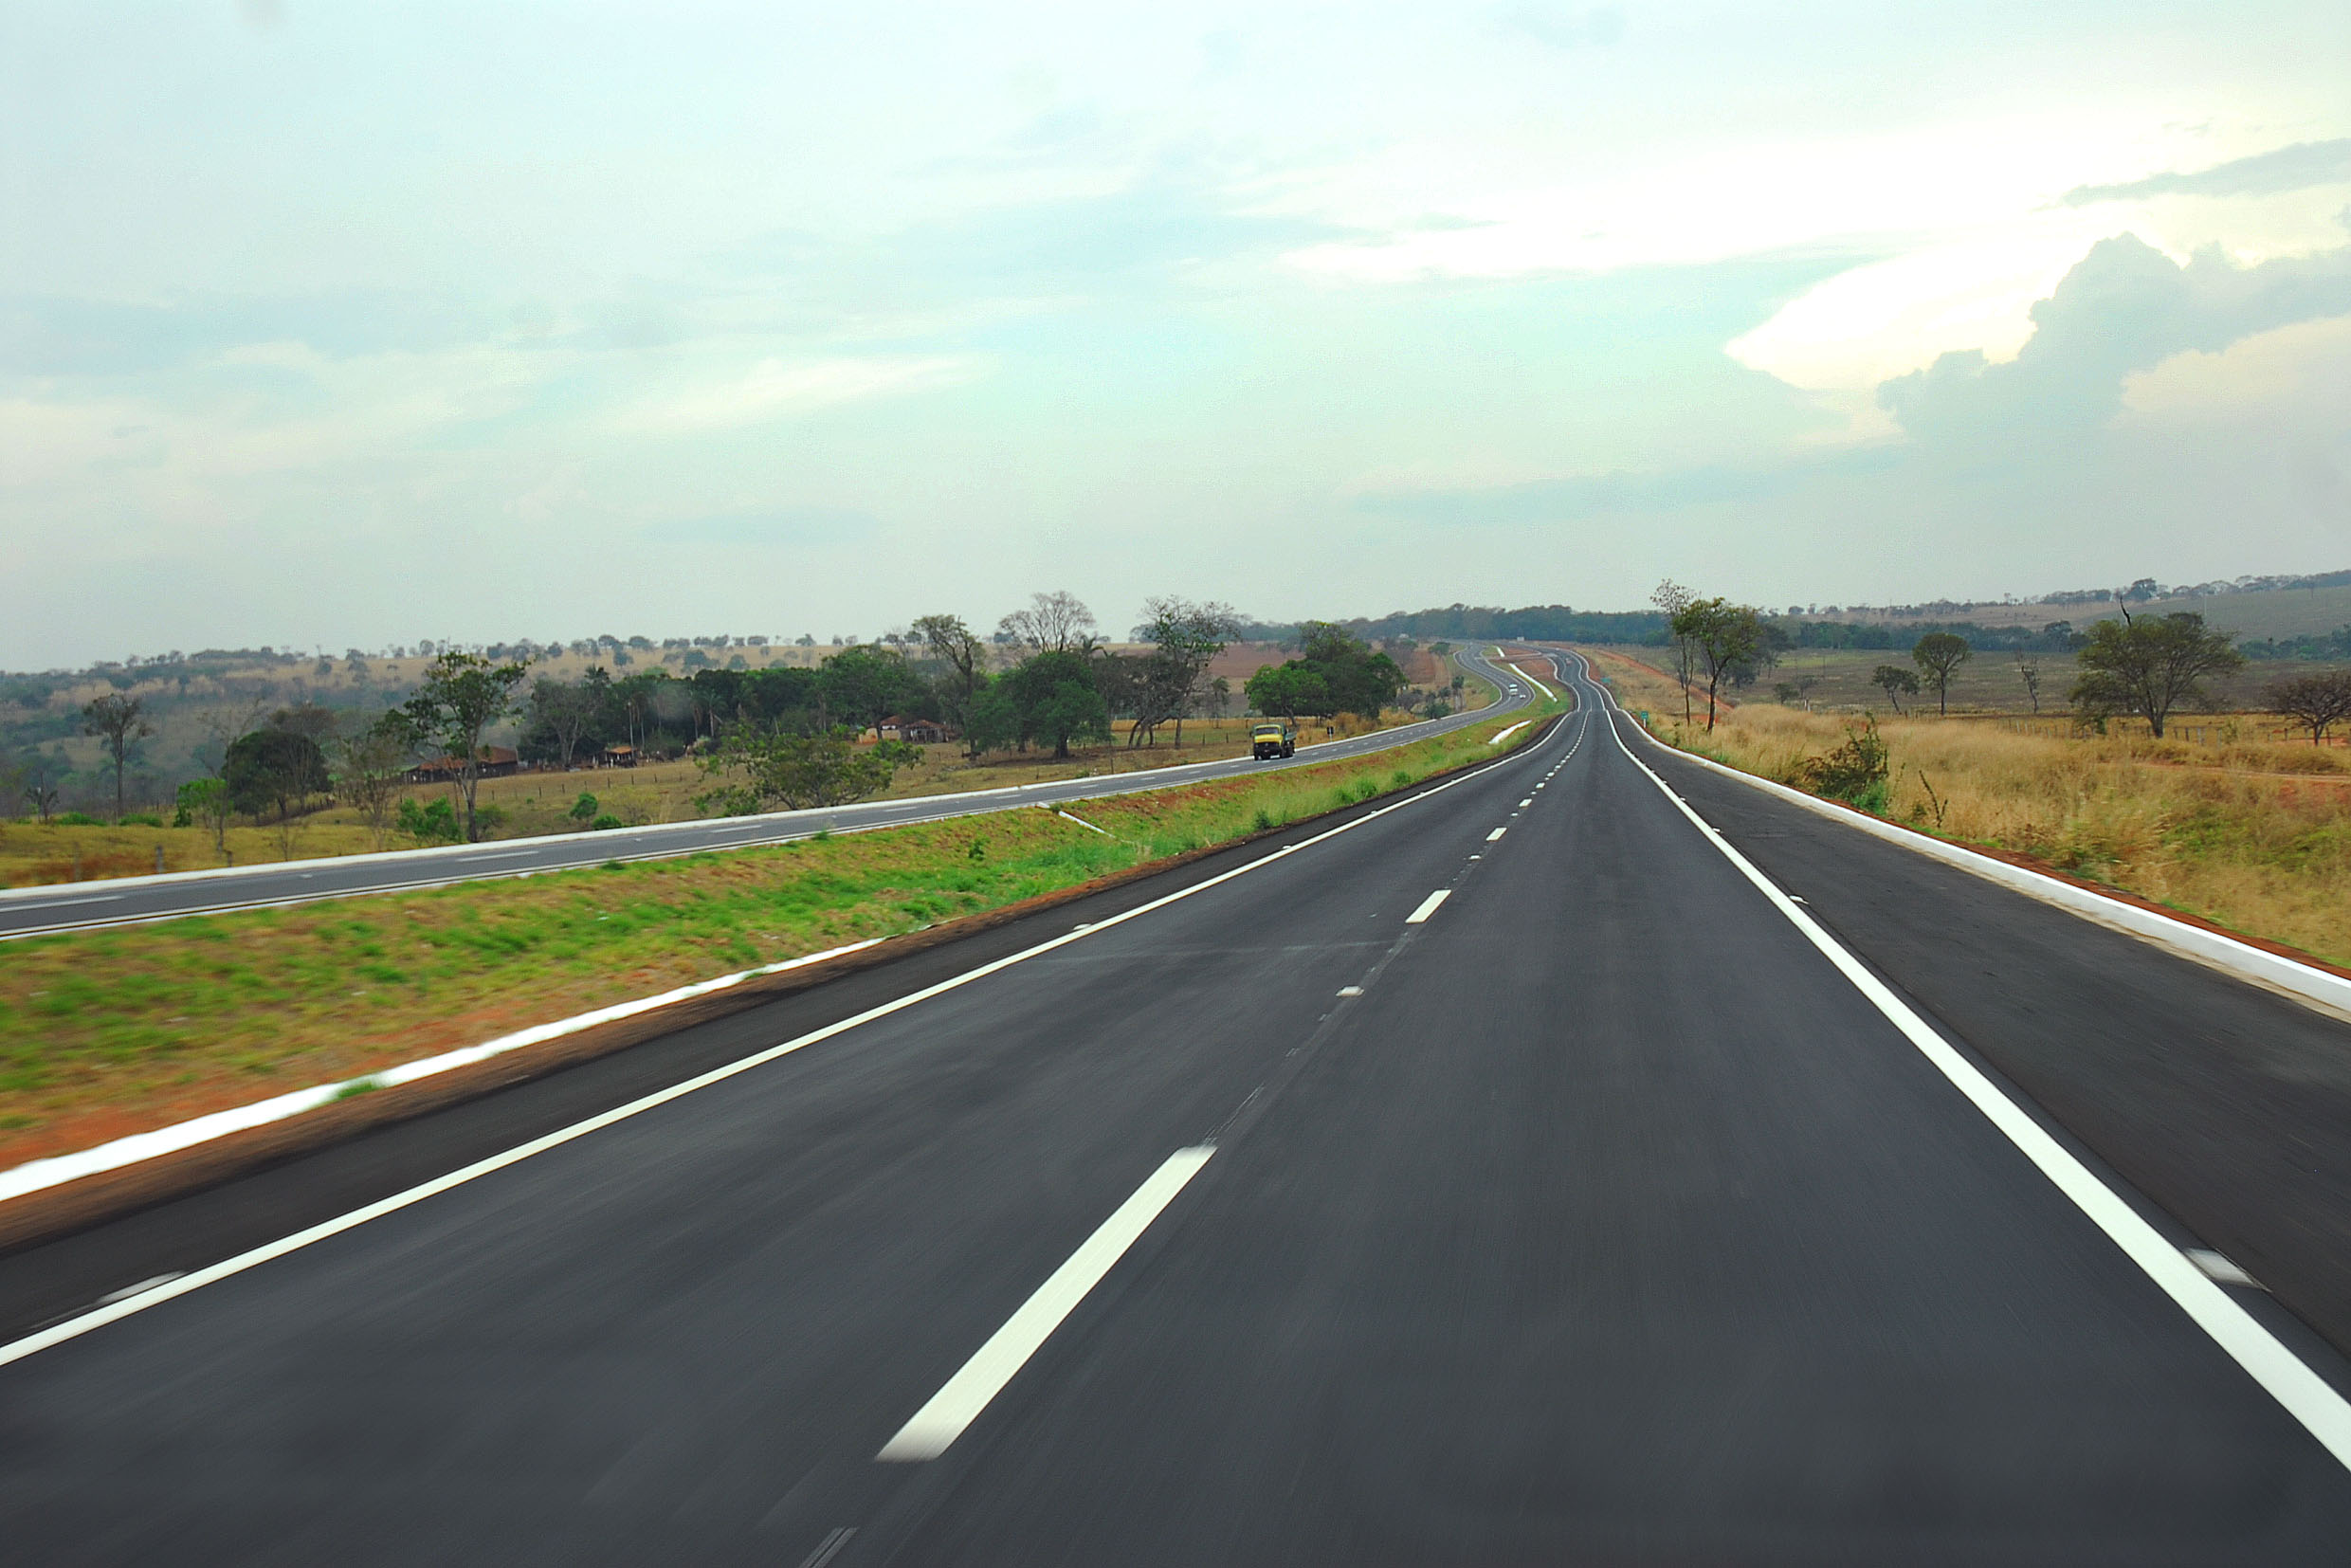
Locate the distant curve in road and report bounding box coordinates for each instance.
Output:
[0,648,1541,940]
[5,650,2351,1562]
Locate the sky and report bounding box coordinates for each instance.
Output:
[3,1,2348,668]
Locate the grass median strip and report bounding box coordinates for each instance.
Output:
[0,717,1554,1174]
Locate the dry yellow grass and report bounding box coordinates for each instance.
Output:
[1651,702,2351,966]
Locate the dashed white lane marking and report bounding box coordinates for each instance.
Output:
[795,1525,857,1567]
[1407,889,1451,923]
[95,1273,184,1306]
[1337,985,1364,996]
[876,1146,1215,1461]
[1486,828,1507,842]
[2187,1249,2262,1289]
[1519,799,1532,809]
[1593,670,2351,1475]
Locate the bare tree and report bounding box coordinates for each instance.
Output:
[334,714,414,849]
[998,591,1098,654]
[2268,670,2351,746]
[911,612,991,757]
[80,692,154,820]
[2014,650,2043,714]
[1651,579,1696,725]
[1128,596,1240,747]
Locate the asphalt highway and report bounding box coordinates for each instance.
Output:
[0,648,1540,940]
[5,652,2350,1563]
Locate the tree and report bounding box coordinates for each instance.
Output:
[1245,664,1334,722]
[911,612,991,757]
[817,644,924,735]
[1652,579,1697,725]
[80,692,154,821]
[530,668,611,768]
[1126,596,1240,746]
[176,776,233,859]
[334,714,414,849]
[1668,598,1764,731]
[1911,631,1972,716]
[695,725,920,813]
[1871,665,1921,715]
[2268,670,2351,746]
[2069,611,2244,738]
[225,726,329,830]
[969,649,1110,758]
[401,650,530,841]
[1245,624,1404,725]
[997,591,1098,654]
[2014,650,2044,714]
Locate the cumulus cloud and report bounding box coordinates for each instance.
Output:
[1875,234,2351,444]
[2063,138,2351,207]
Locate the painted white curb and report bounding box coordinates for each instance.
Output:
[0,938,883,1206]
[1622,715,2351,1028]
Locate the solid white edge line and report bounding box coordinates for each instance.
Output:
[1590,671,2351,1474]
[1406,888,1451,923]
[876,1145,1216,1460]
[0,711,1563,1371]
[0,939,888,1204]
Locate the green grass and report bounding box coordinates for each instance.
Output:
[0,705,1560,1166]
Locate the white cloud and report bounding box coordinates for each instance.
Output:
[618,356,981,432]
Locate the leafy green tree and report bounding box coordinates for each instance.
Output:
[2069,611,2244,738]
[695,725,920,812]
[400,650,531,841]
[529,667,611,767]
[818,644,925,734]
[1871,665,1921,714]
[1668,598,1765,731]
[1245,663,1334,721]
[1246,624,1402,724]
[968,649,1110,758]
[80,691,154,821]
[1910,631,1972,715]
[911,612,992,757]
[225,726,329,828]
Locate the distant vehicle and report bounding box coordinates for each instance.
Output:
[1250,721,1296,759]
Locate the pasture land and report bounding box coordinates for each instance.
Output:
[1583,655,2351,969]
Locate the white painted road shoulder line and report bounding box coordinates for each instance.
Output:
[876,1145,1215,1461]
[1595,674,2351,1476]
[0,719,1551,1370]
[0,939,890,1206]
[1407,889,1451,923]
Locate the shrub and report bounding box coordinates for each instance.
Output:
[567,792,599,823]
[1795,716,1891,811]
[55,812,102,827]
[119,813,164,829]
[590,814,625,832]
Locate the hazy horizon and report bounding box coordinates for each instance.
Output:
[5,3,2348,667]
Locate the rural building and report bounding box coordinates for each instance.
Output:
[875,716,949,744]
[407,745,521,782]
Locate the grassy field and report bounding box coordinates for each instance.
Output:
[1591,644,2349,726]
[0,704,1556,1170]
[1579,647,2351,969]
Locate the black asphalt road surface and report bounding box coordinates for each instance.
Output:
[4,653,2349,1564]
[0,652,1540,940]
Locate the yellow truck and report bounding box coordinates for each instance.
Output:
[1250,721,1296,760]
